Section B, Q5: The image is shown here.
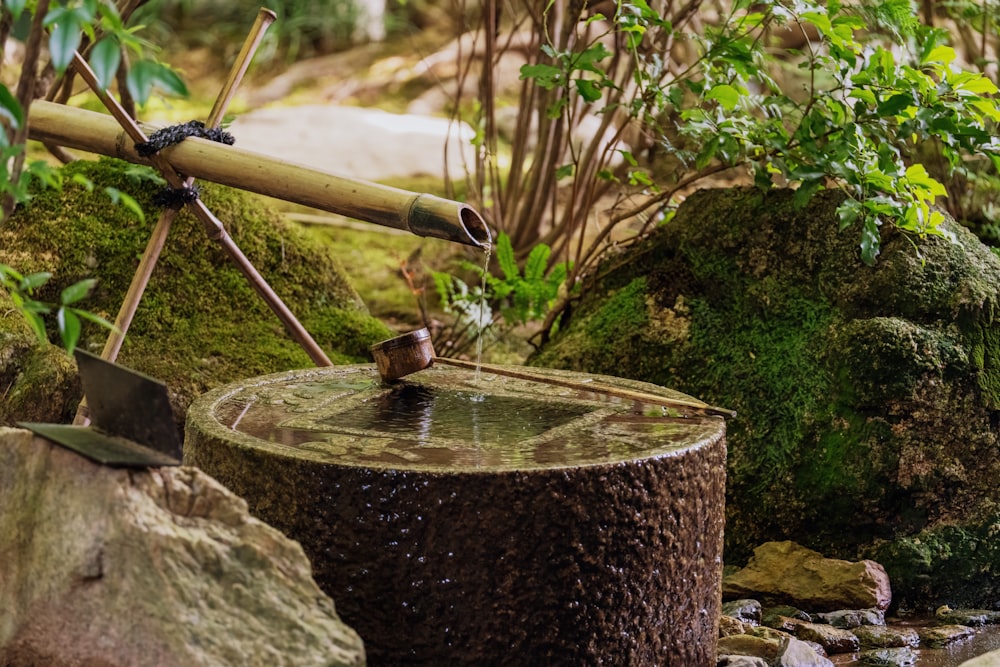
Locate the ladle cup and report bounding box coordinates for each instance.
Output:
[370,329,735,418]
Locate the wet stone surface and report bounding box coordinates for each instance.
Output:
[210,364,725,471]
[186,364,728,666]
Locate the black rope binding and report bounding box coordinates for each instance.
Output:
[153,184,200,209]
[136,120,234,208]
[135,120,234,157]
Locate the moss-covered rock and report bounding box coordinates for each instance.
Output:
[0,157,392,426]
[533,186,1000,609]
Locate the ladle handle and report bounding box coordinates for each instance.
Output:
[433,357,735,418]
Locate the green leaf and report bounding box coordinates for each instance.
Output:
[837,198,862,231]
[71,174,95,191]
[60,278,96,306]
[22,310,48,344]
[860,215,881,266]
[922,45,956,66]
[496,232,519,282]
[575,78,603,102]
[126,60,188,106]
[5,0,26,20]
[555,163,574,180]
[706,84,741,111]
[72,307,116,333]
[47,13,83,73]
[520,63,564,88]
[876,93,914,117]
[0,85,24,130]
[89,37,121,90]
[524,243,551,281]
[57,307,82,354]
[104,187,145,222]
[20,271,52,292]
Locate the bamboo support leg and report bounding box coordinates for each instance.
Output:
[72,9,330,425]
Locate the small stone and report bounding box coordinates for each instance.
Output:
[720,615,748,637]
[817,608,886,628]
[763,614,807,633]
[919,624,976,648]
[716,634,782,664]
[853,625,919,649]
[717,656,770,667]
[777,636,834,667]
[723,599,763,624]
[763,605,813,626]
[748,626,794,642]
[793,621,861,654]
[858,646,918,666]
[936,606,1000,626]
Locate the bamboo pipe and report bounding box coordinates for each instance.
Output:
[26,100,492,248]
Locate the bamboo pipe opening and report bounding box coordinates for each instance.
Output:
[408,194,492,248]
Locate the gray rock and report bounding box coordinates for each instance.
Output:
[720,615,748,637]
[723,599,763,623]
[0,428,364,667]
[853,625,919,649]
[778,636,834,666]
[919,624,976,648]
[723,541,892,612]
[763,605,813,627]
[717,634,782,664]
[717,656,771,667]
[936,606,1000,626]
[816,608,885,628]
[960,648,1000,666]
[858,647,918,666]
[793,621,861,654]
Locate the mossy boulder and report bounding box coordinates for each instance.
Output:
[533,186,1000,610]
[0,157,392,427]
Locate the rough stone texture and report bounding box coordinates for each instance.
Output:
[778,637,834,667]
[716,635,781,664]
[961,649,1000,666]
[723,542,892,612]
[0,157,390,428]
[919,624,976,648]
[853,625,919,649]
[720,616,748,637]
[858,647,918,666]
[185,364,728,666]
[792,622,860,654]
[723,599,763,624]
[0,427,364,666]
[816,608,885,628]
[532,186,1000,608]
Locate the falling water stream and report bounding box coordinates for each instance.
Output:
[474,242,492,383]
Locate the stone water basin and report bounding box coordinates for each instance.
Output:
[185,364,727,665]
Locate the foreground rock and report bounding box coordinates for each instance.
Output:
[0,427,364,666]
[534,186,1000,608]
[723,541,891,612]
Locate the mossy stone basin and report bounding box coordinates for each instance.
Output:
[184,364,727,666]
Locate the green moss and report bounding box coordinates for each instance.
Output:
[0,157,393,424]
[869,515,1000,610]
[535,185,1000,603]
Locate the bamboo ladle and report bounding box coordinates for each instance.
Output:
[370,329,735,418]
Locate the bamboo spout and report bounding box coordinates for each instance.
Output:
[27,101,491,248]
